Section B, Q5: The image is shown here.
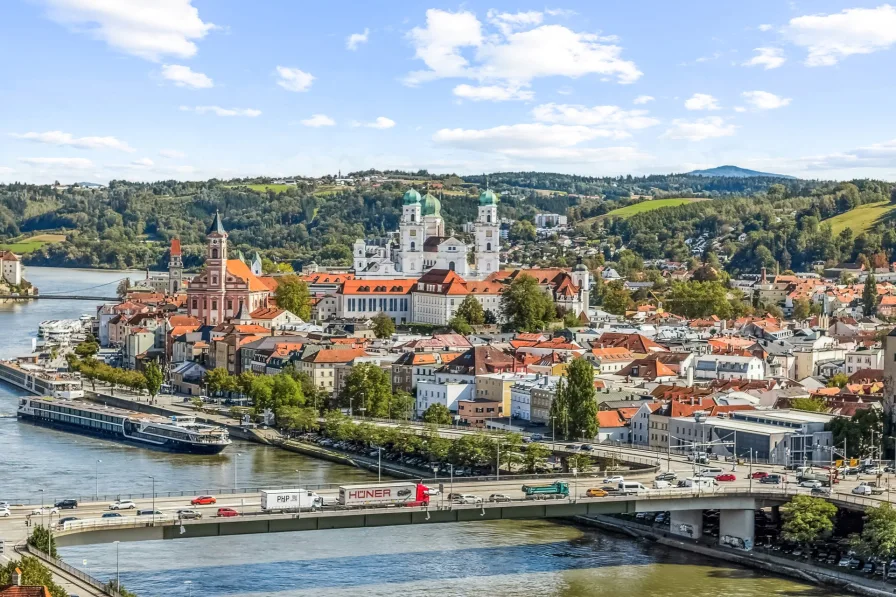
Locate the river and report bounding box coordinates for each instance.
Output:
[1,267,844,597]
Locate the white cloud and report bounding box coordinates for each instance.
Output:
[300,114,336,127]
[556,86,574,95]
[531,103,659,136]
[161,64,213,88]
[11,130,134,152]
[346,28,369,50]
[661,117,737,141]
[179,105,261,117]
[733,106,747,113]
[19,157,94,169]
[40,0,215,61]
[743,47,786,69]
[275,66,314,92]
[742,90,792,110]
[404,8,641,87]
[453,83,533,101]
[747,138,896,174]
[684,93,720,111]
[159,149,186,159]
[0,167,15,175]
[785,5,896,66]
[130,157,155,168]
[758,24,774,31]
[544,8,577,17]
[633,95,654,105]
[364,117,396,129]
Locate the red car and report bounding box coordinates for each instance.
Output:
[217,507,239,518]
[750,471,769,479]
[191,495,216,506]
[715,474,736,482]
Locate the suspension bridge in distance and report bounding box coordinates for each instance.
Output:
[0,294,118,301]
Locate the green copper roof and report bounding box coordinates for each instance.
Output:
[402,188,422,205]
[420,193,441,216]
[206,210,226,236]
[479,189,498,206]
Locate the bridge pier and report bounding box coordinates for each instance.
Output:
[719,509,754,550]
[669,509,703,540]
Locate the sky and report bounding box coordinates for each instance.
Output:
[2,0,896,184]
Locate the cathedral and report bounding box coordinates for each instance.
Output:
[352,187,501,280]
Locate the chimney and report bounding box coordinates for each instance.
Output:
[12,567,22,586]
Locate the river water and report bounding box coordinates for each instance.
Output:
[1,268,843,597]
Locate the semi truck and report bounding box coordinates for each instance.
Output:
[521,481,569,499]
[260,489,324,512]
[337,482,431,507]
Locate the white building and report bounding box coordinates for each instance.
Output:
[0,251,22,286]
[353,188,501,280]
[844,346,883,375]
[694,355,766,381]
[534,213,568,228]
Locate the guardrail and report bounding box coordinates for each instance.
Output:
[24,542,122,597]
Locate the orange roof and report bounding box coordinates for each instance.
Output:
[340,279,416,295]
[232,324,271,334]
[170,238,181,256]
[301,273,355,284]
[466,280,504,294]
[304,347,368,363]
[169,324,200,337]
[0,585,52,597]
[597,411,626,428]
[226,259,270,292]
[590,347,634,360]
[272,342,304,356]
[616,407,640,421]
[812,387,841,396]
[169,314,202,327]
[257,276,279,292]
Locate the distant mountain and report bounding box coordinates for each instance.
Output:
[74,182,105,188]
[686,165,795,179]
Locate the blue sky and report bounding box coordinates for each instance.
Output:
[2,0,896,183]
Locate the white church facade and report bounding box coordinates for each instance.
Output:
[353,188,501,281]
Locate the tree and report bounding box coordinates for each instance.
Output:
[600,280,633,315]
[205,367,237,395]
[0,557,68,597]
[74,338,99,358]
[141,361,162,400]
[666,280,734,319]
[854,503,896,560]
[247,374,274,414]
[509,219,536,242]
[549,377,570,439]
[830,409,883,458]
[102,580,138,597]
[790,397,828,413]
[277,405,319,432]
[827,373,849,388]
[564,358,598,440]
[269,372,306,418]
[27,524,57,557]
[338,363,392,417]
[390,390,415,420]
[500,274,556,332]
[116,277,131,298]
[455,295,485,326]
[372,312,395,339]
[780,495,837,543]
[274,275,312,320]
[792,298,811,321]
[568,453,593,473]
[483,309,498,325]
[448,316,472,335]
[423,403,452,425]
[523,442,551,473]
[863,273,878,316]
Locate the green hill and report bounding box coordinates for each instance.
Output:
[823,201,896,234]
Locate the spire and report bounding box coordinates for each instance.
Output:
[206,209,226,236]
[235,301,251,322]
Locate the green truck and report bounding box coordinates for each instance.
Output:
[521,481,570,500]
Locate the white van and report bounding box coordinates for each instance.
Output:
[618,481,648,495]
[680,477,717,489]
[653,480,671,490]
[697,467,723,477]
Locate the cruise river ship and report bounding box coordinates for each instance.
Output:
[0,359,85,398]
[17,396,231,454]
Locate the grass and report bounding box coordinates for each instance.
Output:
[581,198,704,226]
[225,183,292,193]
[0,233,67,254]
[823,201,896,235]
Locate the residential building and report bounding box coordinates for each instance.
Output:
[337,279,414,323]
[300,347,369,396]
[693,355,766,381]
[844,346,883,375]
[596,411,629,442]
[476,372,536,417]
[457,397,503,427]
[631,401,662,445]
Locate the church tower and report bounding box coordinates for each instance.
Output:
[206,210,228,324]
[399,188,425,273]
[474,187,500,275]
[167,238,183,294]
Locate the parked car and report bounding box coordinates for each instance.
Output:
[54,499,77,509]
[715,474,736,482]
[750,471,769,479]
[453,494,483,505]
[488,494,512,503]
[603,475,625,484]
[530,434,544,441]
[585,488,608,498]
[101,512,122,518]
[176,509,202,520]
[216,508,239,517]
[191,495,216,506]
[109,500,136,510]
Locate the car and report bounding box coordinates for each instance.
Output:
[586,488,608,498]
[57,517,79,526]
[838,556,851,567]
[530,434,544,441]
[453,494,482,505]
[191,495,216,506]
[31,507,58,515]
[0,502,9,509]
[424,488,440,496]
[447,493,463,501]
[811,487,831,496]
[566,444,578,450]
[853,485,874,496]
[101,512,122,518]
[137,509,162,516]
[715,474,736,482]
[176,509,202,520]
[603,475,624,484]
[580,444,593,451]
[759,474,782,484]
[750,471,769,479]
[54,499,77,509]
[888,567,896,579]
[216,508,239,517]
[109,500,136,510]
[864,562,876,574]
[0,508,9,518]
[488,494,512,503]
[799,480,822,488]
[655,472,677,481]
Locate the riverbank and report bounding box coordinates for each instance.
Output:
[575,515,892,597]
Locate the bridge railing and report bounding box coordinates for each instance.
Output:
[24,542,122,597]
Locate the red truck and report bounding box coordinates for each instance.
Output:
[337,482,431,507]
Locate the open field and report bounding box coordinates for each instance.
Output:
[580,198,704,227]
[0,232,67,253]
[823,201,896,235]
[225,183,292,193]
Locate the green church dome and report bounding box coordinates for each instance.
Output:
[402,188,422,205]
[479,189,498,206]
[420,193,441,216]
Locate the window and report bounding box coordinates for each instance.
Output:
[212,300,218,311]
[211,248,219,259]
[191,300,197,310]
[486,243,492,251]
[227,300,233,311]
[449,261,455,271]
[410,241,416,250]
[487,214,492,223]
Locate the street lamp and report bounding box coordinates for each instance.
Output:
[378,447,382,483]
[184,580,193,597]
[294,469,302,520]
[148,476,155,525]
[113,540,120,592]
[38,489,45,528]
[233,452,242,492]
[95,459,102,501]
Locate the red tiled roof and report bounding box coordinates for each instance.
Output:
[0,586,52,597]
[340,279,416,295]
[597,411,626,428]
[250,307,286,320]
[303,347,368,363]
[225,260,271,292]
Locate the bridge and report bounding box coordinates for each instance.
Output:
[0,294,118,301]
